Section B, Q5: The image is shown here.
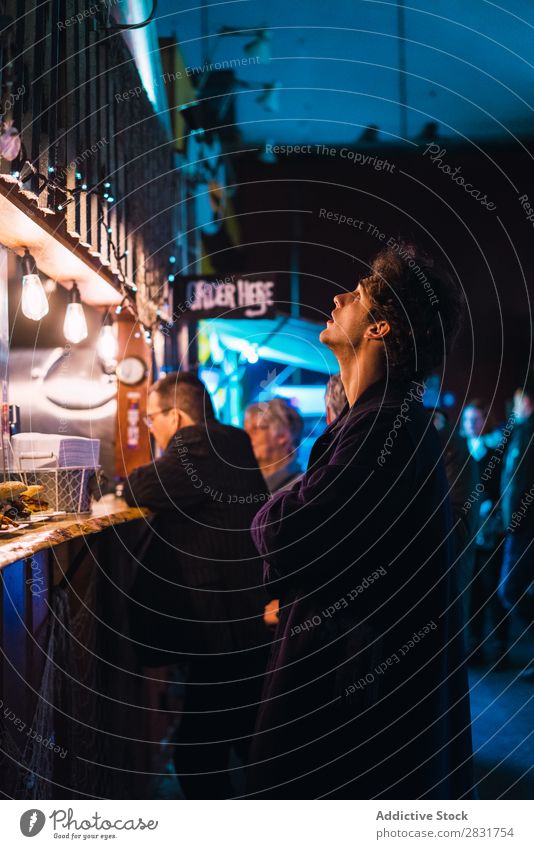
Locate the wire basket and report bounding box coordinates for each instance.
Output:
[2,467,100,514]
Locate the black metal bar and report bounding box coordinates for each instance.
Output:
[47,0,61,208]
[30,1,45,195]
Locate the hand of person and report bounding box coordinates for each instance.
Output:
[263,598,280,628]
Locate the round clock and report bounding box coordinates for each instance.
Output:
[116,356,147,386]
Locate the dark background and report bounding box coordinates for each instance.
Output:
[229,142,534,420]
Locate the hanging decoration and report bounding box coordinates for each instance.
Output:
[0,120,21,161]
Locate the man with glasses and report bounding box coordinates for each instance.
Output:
[123,371,270,798]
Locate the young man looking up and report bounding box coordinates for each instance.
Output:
[246,245,474,799]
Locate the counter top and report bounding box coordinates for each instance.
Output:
[0,495,150,569]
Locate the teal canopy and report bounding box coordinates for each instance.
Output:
[202,316,338,375]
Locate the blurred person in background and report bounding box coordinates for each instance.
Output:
[433,408,479,632]
[461,399,509,667]
[245,398,304,628]
[244,397,304,492]
[499,382,534,681]
[325,373,347,424]
[123,372,271,798]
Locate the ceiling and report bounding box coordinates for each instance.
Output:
[155,0,534,146]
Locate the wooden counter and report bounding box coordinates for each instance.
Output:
[0,493,164,800]
[0,495,149,570]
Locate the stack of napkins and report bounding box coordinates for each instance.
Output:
[11,433,101,469]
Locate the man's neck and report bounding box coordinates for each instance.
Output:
[337,351,386,407]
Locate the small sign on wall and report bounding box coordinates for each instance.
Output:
[176,275,277,319]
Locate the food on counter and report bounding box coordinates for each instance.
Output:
[0,512,18,529]
[20,485,49,513]
[0,481,27,500]
[2,501,30,520]
[0,479,31,520]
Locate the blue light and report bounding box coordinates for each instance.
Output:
[442,392,456,407]
[76,171,82,180]
[115,305,122,315]
[245,344,259,364]
[209,332,224,364]
[103,192,109,199]
[167,274,175,282]
[81,183,88,190]
[107,227,112,234]
[178,100,199,112]
[11,170,19,178]
[169,255,176,264]
[107,196,115,203]
[48,166,55,173]
[104,181,111,188]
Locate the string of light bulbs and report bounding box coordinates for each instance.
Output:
[15,164,176,347]
[18,246,166,361]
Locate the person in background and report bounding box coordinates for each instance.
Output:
[325,373,347,424]
[461,399,509,667]
[499,382,534,680]
[123,372,271,798]
[245,398,304,628]
[433,408,479,632]
[246,244,474,799]
[244,397,304,492]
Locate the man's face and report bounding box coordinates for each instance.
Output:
[146,392,179,450]
[320,281,373,351]
[462,405,484,438]
[244,410,290,466]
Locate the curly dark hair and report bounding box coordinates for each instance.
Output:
[360,242,464,380]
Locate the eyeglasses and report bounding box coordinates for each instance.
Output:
[143,407,174,427]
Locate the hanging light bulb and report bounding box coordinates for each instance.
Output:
[97,313,118,369]
[63,282,88,344]
[21,248,49,321]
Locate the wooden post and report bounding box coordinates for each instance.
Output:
[114,316,153,478]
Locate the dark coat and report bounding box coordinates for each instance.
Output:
[123,421,271,665]
[245,378,474,799]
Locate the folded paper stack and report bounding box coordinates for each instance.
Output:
[11,433,101,469]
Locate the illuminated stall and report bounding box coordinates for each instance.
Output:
[0,0,177,800]
[172,275,338,463]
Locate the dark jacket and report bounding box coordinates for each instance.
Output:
[501,413,534,534]
[245,378,474,799]
[123,421,271,665]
